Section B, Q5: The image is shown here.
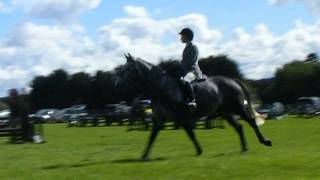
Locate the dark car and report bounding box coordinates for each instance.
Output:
[257,102,285,119]
[295,97,320,115]
[104,102,131,125]
[64,108,89,127]
[131,100,153,118]
[127,100,153,130]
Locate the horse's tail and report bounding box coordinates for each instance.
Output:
[235,79,265,126]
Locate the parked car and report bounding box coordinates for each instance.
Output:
[127,99,153,130]
[131,99,153,118]
[104,102,131,125]
[295,97,320,115]
[0,109,10,127]
[63,108,89,126]
[34,109,60,123]
[257,102,285,119]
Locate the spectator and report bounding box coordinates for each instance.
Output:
[8,89,32,142]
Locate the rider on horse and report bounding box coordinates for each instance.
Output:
[179,27,203,110]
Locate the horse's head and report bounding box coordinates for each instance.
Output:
[114,53,152,96]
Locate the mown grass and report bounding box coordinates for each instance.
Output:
[0,116,320,180]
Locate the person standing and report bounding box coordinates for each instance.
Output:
[8,89,32,142]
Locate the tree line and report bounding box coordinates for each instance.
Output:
[253,53,320,104]
[9,53,319,111]
[28,55,242,110]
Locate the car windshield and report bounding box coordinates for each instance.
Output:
[36,110,54,115]
[298,99,313,105]
[67,109,86,114]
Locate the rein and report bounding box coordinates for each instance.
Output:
[134,61,154,93]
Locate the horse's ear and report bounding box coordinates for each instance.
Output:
[124,53,129,61]
[124,53,134,63]
[128,53,134,60]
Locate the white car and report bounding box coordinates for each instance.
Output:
[0,109,10,127]
[34,109,59,122]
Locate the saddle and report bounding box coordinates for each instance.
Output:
[194,75,207,83]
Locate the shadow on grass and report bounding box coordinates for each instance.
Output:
[211,151,245,158]
[110,157,168,163]
[41,161,105,170]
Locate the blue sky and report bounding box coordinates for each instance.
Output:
[1,0,314,38]
[80,0,315,36]
[0,0,319,97]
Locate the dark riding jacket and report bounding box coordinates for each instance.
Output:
[181,42,202,78]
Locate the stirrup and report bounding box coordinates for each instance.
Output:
[186,100,197,108]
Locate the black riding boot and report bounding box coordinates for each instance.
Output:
[182,81,197,110]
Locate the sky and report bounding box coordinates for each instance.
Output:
[0,0,320,97]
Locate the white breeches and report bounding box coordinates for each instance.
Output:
[181,72,196,83]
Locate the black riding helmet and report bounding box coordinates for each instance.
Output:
[179,27,194,41]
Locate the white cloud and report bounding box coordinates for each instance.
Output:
[124,5,149,18]
[269,0,320,16]
[0,22,118,96]
[98,6,222,61]
[12,0,101,21]
[220,20,320,78]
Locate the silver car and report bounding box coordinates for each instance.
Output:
[0,109,10,127]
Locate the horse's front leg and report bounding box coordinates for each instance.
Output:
[179,118,203,156]
[141,116,164,160]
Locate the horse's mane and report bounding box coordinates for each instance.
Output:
[157,60,182,79]
[134,58,182,79]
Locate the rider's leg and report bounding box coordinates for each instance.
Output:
[180,72,197,108]
[184,81,196,104]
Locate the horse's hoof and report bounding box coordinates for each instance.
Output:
[140,154,149,161]
[241,148,248,153]
[264,140,272,146]
[140,157,149,161]
[196,149,203,156]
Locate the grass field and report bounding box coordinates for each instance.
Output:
[1,116,320,180]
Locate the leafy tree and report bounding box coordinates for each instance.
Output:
[0,101,8,110]
[158,55,243,79]
[91,71,117,108]
[68,72,92,106]
[305,53,319,63]
[199,55,243,79]
[273,61,320,103]
[30,69,70,109]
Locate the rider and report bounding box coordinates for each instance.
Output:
[179,27,202,110]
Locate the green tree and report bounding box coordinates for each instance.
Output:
[30,69,70,109]
[68,72,92,105]
[91,71,117,108]
[158,55,243,79]
[274,60,320,103]
[199,55,243,79]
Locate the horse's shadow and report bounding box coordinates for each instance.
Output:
[40,157,168,170]
[110,157,168,163]
[211,150,252,158]
[40,160,105,170]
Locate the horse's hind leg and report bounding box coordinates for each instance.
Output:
[239,106,272,147]
[250,119,272,146]
[226,115,248,152]
[179,118,202,156]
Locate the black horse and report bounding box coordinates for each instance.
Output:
[116,54,272,160]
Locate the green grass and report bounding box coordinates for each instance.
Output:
[1,116,320,180]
